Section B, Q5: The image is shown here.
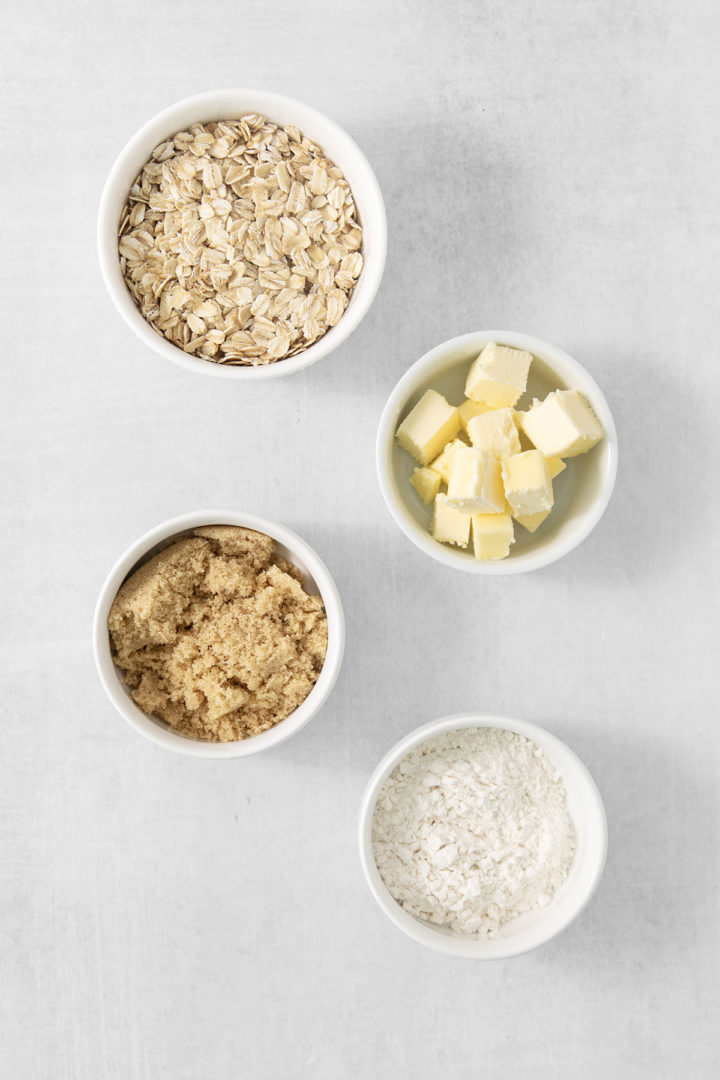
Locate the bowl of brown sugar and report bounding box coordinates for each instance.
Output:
[93,511,344,757]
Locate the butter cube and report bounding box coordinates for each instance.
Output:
[447,445,505,514]
[465,342,532,408]
[514,509,551,533]
[410,467,441,505]
[432,494,471,548]
[396,389,461,465]
[467,407,522,458]
[471,512,515,560]
[521,389,604,458]
[512,458,563,530]
[502,450,554,517]
[429,438,466,484]
[458,397,492,432]
[513,409,538,452]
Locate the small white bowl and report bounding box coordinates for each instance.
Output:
[359,713,607,958]
[93,511,345,757]
[377,331,618,573]
[98,89,387,379]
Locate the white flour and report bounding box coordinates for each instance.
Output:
[371,727,576,936]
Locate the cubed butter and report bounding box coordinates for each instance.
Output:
[514,509,551,533]
[432,494,471,548]
[502,450,554,517]
[546,456,566,479]
[396,389,461,465]
[429,438,466,484]
[447,445,505,514]
[465,342,532,408]
[410,467,441,505]
[512,458,563,529]
[471,512,515,560]
[458,397,492,432]
[513,409,540,452]
[467,407,521,458]
[521,389,604,458]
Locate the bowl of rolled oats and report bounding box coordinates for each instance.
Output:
[98,90,386,378]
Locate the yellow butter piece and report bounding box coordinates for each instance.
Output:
[513,409,537,451]
[432,494,471,548]
[410,467,441,505]
[471,512,515,559]
[428,438,466,484]
[514,509,551,533]
[396,389,461,466]
[521,389,604,458]
[447,445,505,514]
[467,407,521,458]
[546,456,566,479]
[465,342,532,408]
[458,397,492,432]
[502,450,554,517]
[512,457,563,529]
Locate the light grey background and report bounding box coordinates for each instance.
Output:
[2,1,718,1077]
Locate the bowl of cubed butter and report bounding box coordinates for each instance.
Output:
[376,331,617,573]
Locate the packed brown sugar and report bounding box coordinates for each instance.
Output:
[107,526,328,741]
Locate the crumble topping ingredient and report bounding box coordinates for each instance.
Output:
[108,526,328,742]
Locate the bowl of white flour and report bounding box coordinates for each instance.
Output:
[358,714,607,957]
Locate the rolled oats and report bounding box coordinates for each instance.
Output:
[118,116,364,365]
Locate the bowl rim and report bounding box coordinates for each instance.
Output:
[376,330,618,574]
[92,510,345,757]
[358,712,608,958]
[97,88,387,380]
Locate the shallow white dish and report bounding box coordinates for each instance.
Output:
[377,331,618,574]
[358,713,607,958]
[93,510,345,757]
[98,89,387,379]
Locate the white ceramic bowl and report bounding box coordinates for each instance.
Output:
[98,89,387,379]
[359,713,607,958]
[93,511,345,757]
[377,331,618,573]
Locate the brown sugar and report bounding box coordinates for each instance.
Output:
[107,526,328,742]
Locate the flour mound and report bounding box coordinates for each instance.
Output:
[371,727,576,936]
